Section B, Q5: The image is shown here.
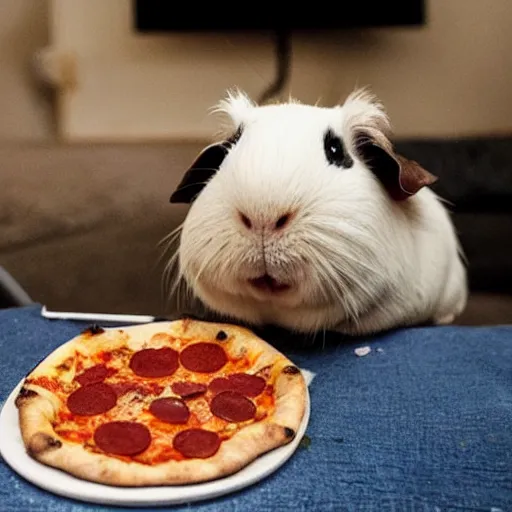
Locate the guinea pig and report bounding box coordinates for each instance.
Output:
[168,88,468,335]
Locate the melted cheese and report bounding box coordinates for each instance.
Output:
[26,329,277,464]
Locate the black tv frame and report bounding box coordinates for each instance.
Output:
[133,1,425,33]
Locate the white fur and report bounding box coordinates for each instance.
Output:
[174,90,468,335]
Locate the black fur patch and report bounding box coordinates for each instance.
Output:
[170,126,244,204]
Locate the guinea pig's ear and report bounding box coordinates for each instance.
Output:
[169,144,228,204]
[169,127,243,204]
[355,131,438,201]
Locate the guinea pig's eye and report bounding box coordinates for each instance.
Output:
[323,129,353,168]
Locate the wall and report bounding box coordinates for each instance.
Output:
[323,1,512,139]
[1,0,512,142]
[0,0,54,142]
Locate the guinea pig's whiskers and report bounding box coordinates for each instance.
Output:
[301,244,352,317]
[319,328,327,351]
[162,255,180,308]
[158,224,187,311]
[312,224,380,275]
[302,225,385,324]
[164,251,180,290]
[158,224,183,248]
[325,254,372,319]
[192,260,209,289]
[148,228,180,281]
[212,242,234,283]
[160,232,182,285]
[158,235,182,272]
[175,277,190,313]
[193,240,230,288]
[167,259,196,314]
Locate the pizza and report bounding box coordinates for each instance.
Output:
[15,318,307,487]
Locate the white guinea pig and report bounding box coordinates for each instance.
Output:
[169,88,468,335]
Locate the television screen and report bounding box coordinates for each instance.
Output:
[133,1,425,32]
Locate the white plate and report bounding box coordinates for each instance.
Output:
[0,379,310,507]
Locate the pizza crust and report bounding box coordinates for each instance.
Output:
[16,319,307,486]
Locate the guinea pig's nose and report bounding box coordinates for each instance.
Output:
[238,211,293,231]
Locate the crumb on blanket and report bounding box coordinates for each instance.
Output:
[354,346,371,357]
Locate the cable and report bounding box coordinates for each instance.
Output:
[258,30,292,105]
[0,266,34,308]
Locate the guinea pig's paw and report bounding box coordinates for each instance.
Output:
[433,313,456,325]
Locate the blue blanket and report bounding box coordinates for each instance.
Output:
[0,305,510,511]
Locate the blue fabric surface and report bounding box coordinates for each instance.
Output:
[0,305,511,512]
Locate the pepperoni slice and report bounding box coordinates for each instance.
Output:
[94,421,151,456]
[180,343,227,373]
[173,429,221,459]
[129,347,179,378]
[67,382,117,416]
[208,373,266,397]
[112,381,139,397]
[210,390,256,422]
[171,381,207,398]
[229,373,266,397]
[75,364,114,386]
[149,397,190,424]
[208,377,232,395]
